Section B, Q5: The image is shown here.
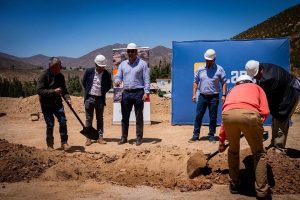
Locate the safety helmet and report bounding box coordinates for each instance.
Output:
[127,43,138,50]
[236,74,253,84]
[245,60,259,78]
[204,49,216,60]
[94,54,107,67]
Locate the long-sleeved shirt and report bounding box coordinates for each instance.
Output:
[194,63,226,95]
[219,83,270,143]
[114,57,150,93]
[37,69,70,107]
[259,63,300,122]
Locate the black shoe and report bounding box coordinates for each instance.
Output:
[118,137,127,145]
[229,182,240,194]
[209,136,216,143]
[136,138,142,146]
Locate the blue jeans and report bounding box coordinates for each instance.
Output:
[192,93,219,139]
[85,95,105,138]
[121,89,144,139]
[41,105,68,146]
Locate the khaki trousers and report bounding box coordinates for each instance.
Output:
[222,109,269,197]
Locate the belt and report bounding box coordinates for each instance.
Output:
[200,93,219,97]
[88,94,102,98]
[124,88,144,93]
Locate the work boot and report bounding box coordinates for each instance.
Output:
[62,143,71,151]
[229,181,240,194]
[85,138,92,146]
[98,137,107,144]
[136,137,142,146]
[118,137,127,145]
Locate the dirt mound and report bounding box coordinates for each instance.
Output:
[0,139,56,182]
[1,139,299,194]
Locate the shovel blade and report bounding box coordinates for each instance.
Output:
[187,152,207,178]
[80,127,99,140]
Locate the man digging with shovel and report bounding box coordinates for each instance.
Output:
[218,74,270,199]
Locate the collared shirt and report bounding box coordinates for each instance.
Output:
[89,69,103,96]
[194,63,226,95]
[114,57,150,93]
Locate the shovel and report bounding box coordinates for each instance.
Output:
[187,134,245,179]
[62,97,99,140]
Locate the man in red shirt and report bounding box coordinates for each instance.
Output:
[219,75,270,199]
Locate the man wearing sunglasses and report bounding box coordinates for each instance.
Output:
[114,43,150,146]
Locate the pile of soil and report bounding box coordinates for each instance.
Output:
[0,139,56,182]
[1,139,299,194]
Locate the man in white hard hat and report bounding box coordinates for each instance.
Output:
[114,43,150,146]
[37,57,71,151]
[245,60,300,153]
[82,54,112,146]
[190,49,227,143]
[218,74,270,198]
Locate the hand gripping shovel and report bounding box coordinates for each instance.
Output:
[62,97,99,140]
[187,134,245,179]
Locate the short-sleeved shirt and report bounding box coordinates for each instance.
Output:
[194,63,226,95]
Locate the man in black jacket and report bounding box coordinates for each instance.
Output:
[37,57,71,151]
[246,60,300,153]
[82,54,112,146]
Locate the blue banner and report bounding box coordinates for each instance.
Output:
[171,38,290,125]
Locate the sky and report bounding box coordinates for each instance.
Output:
[0,0,299,58]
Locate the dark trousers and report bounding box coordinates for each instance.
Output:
[121,89,144,139]
[192,93,219,139]
[41,105,68,146]
[85,95,105,138]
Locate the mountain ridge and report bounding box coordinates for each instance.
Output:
[0,44,171,70]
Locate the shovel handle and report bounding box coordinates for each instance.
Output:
[206,134,245,161]
[62,96,85,128]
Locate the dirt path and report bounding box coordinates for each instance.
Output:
[0,95,299,199]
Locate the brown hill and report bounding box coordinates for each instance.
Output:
[0,54,41,69]
[233,4,300,71]
[0,44,172,71]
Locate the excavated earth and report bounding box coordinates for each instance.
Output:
[0,139,299,194]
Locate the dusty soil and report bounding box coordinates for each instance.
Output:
[0,95,299,200]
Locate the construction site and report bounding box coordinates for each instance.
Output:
[0,95,299,199]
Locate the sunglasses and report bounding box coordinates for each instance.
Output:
[127,50,136,53]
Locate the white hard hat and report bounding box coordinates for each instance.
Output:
[204,49,216,60]
[236,74,253,84]
[127,43,138,50]
[245,60,259,78]
[94,54,107,67]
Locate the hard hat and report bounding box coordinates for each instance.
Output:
[127,43,138,50]
[204,49,216,60]
[94,54,107,67]
[236,74,253,84]
[245,60,259,78]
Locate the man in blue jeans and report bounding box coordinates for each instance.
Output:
[37,57,71,151]
[190,49,227,143]
[114,43,150,146]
